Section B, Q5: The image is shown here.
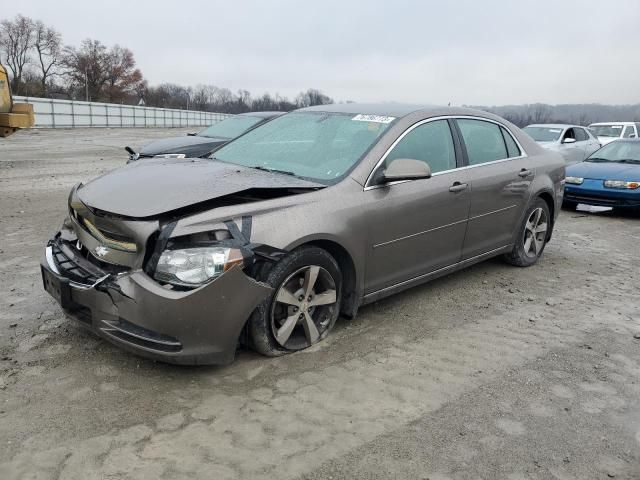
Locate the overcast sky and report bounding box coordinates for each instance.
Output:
[3,0,640,106]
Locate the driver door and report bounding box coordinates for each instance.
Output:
[364,119,471,294]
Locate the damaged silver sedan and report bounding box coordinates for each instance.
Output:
[41,104,565,365]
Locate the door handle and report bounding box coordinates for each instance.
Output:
[449,182,468,193]
[518,169,532,178]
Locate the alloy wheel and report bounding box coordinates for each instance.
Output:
[523,207,548,258]
[270,265,338,350]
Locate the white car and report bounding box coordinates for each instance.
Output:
[588,122,640,145]
[523,124,601,165]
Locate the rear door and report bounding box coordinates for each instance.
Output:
[364,119,471,293]
[454,118,535,260]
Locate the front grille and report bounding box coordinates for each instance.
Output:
[101,319,182,353]
[77,215,137,253]
[52,242,102,285]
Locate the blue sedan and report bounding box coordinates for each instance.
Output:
[563,139,640,210]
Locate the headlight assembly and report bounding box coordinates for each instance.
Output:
[154,247,244,286]
[154,153,186,159]
[565,176,584,185]
[603,180,640,189]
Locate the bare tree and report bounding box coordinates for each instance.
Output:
[33,20,62,96]
[103,45,143,103]
[62,39,109,101]
[0,15,35,94]
[295,88,333,107]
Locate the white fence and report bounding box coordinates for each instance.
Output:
[13,96,233,128]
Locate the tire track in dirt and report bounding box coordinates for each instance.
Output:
[2,271,637,480]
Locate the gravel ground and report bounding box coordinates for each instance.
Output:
[0,128,639,480]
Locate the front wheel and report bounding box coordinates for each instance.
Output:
[249,246,342,357]
[503,198,551,267]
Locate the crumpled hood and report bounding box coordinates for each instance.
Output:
[77,158,324,218]
[566,161,640,180]
[139,135,229,157]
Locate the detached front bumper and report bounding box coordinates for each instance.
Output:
[41,239,272,365]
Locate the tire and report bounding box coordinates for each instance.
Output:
[249,246,342,357]
[561,199,578,210]
[503,198,551,267]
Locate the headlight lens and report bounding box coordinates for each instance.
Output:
[154,153,186,159]
[154,247,243,286]
[603,180,640,189]
[565,176,584,185]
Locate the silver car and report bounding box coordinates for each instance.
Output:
[524,124,601,165]
[41,104,565,365]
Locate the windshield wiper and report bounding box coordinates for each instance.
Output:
[615,159,640,164]
[585,157,610,163]
[249,165,297,176]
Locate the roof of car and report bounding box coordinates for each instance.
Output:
[296,102,499,119]
[589,122,637,126]
[526,124,583,129]
[239,111,286,119]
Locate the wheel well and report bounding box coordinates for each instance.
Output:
[537,191,555,240]
[306,240,358,318]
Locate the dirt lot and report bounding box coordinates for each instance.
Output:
[1,128,639,480]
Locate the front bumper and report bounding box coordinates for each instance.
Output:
[564,181,640,208]
[41,238,272,365]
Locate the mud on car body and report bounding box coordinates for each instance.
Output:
[42,104,565,365]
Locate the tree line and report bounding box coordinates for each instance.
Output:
[471,103,640,128]
[0,14,334,113]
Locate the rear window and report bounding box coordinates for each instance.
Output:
[574,128,588,141]
[457,119,508,165]
[501,127,521,158]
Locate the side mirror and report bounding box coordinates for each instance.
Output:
[562,137,577,144]
[382,158,431,183]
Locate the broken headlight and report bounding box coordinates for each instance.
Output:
[154,247,243,286]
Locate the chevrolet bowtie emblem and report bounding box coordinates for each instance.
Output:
[94,245,109,257]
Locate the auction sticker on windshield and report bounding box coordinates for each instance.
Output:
[352,114,395,124]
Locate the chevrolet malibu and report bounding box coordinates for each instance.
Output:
[41,104,565,365]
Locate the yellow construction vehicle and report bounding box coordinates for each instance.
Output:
[0,63,35,137]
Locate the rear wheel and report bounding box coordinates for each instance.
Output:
[249,246,342,356]
[503,198,550,267]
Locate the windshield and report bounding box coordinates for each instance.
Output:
[524,126,563,142]
[198,116,263,139]
[589,125,624,138]
[211,112,394,183]
[586,141,640,163]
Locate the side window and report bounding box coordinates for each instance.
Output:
[383,120,456,174]
[501,127,521,158]
[574,128,588,141]
[457,119,508,165]
[563,128,576,141]
[623,125,636,138]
